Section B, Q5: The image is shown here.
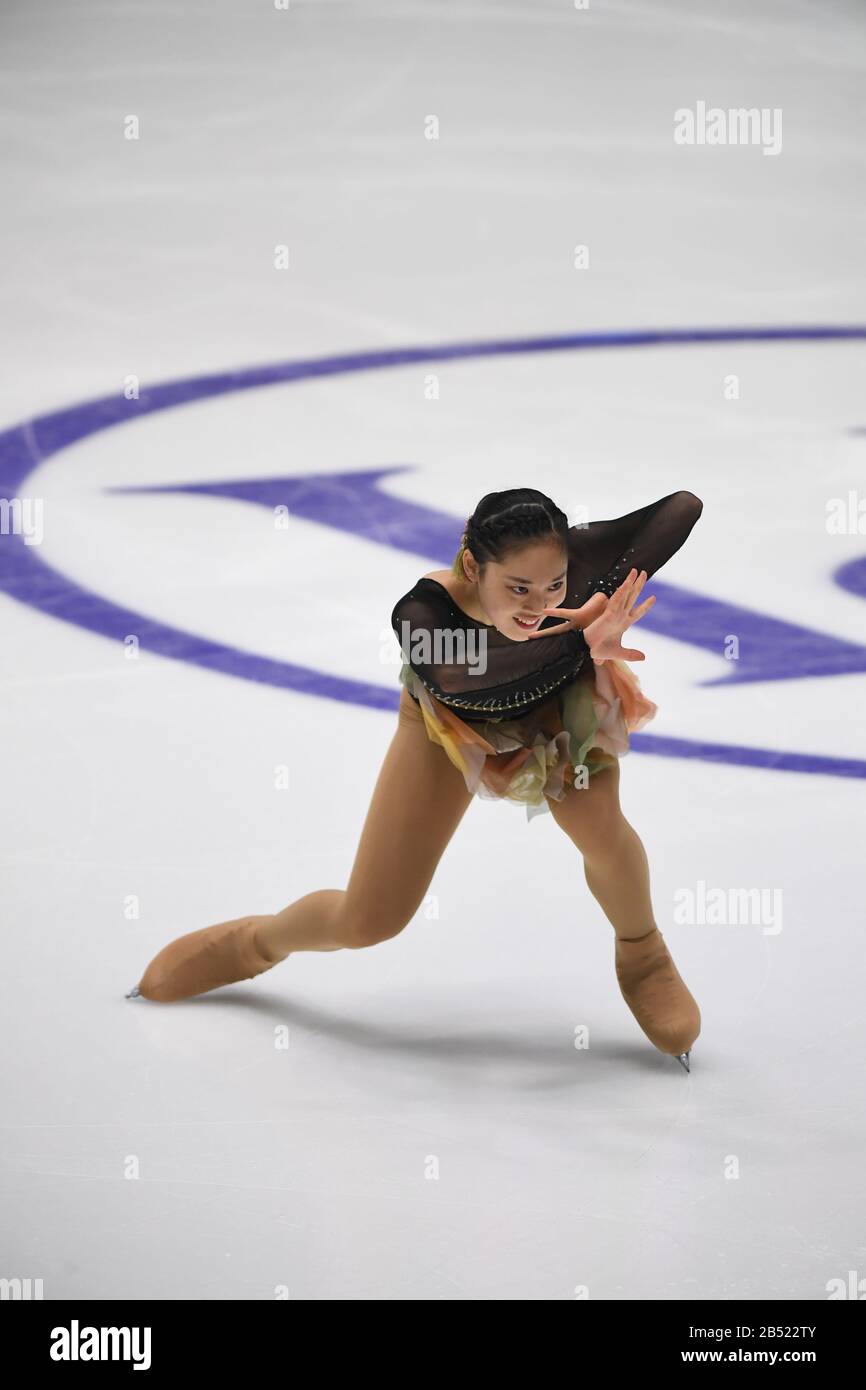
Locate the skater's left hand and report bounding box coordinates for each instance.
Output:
[584,568,655,661]
[524,589,609,641]
[527,568,655,662]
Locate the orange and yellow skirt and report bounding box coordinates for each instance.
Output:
[399,658,658,822]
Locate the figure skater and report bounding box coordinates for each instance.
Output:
[129,488,703,1071]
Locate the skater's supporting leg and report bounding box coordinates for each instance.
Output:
[546,760,656,939]
[546,760,700,1057]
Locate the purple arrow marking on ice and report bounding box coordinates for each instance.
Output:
[111,467,866,687]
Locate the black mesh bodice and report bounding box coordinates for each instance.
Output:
[391,490,702,722]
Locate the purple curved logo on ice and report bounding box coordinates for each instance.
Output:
[2,326,866,778]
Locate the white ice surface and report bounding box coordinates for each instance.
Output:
[1,0,865,1300]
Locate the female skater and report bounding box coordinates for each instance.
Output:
[129,488,703,1071]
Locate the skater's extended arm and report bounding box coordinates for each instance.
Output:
[525,491,703,659]
[566,490,703,603]
[390,492,702,707]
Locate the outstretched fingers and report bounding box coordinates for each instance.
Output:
[616,567,646,603]
[526,621,570,637]
[615,570,656,624]
[525,606,580,638]
[625,593,656,626]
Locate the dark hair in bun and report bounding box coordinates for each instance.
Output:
[450,488,568,578]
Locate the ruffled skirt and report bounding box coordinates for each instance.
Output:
[398,658,658,822]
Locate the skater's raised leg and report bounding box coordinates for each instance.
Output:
[133,689,473,1001]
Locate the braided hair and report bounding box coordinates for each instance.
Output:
[450,488,569,579]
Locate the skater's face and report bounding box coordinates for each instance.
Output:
[467,538,569,640]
